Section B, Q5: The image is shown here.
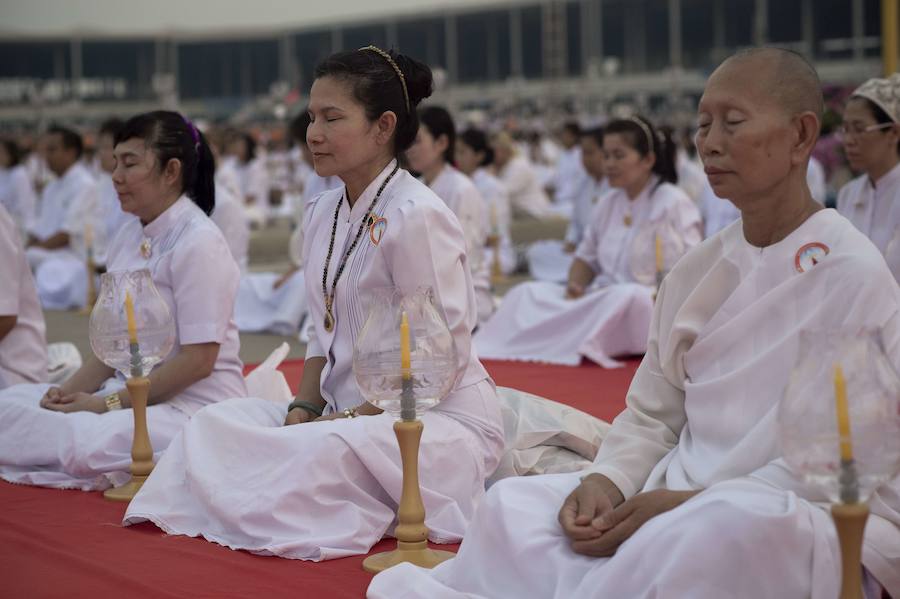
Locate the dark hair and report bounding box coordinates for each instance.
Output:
[235,131,256,163]
[458,128,494,166]
[98,118,125,140]
[115,110,216,215]
[418,106,455,164]
[314,48,433,155]
[289,110,312,147]
[0,138,22,167]
[604,116,678,186]
[851,96,900,154]
[580,126,604,148]
[47,125,84,159]
[562,121,581,138]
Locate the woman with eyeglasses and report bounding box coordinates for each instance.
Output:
[836,74,900,268]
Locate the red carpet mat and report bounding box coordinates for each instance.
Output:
[1,358,640,598]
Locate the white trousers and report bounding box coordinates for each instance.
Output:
[368,472,846,599]
[233,270,308,336]
[0,382,188,490]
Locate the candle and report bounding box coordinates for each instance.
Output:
[400,310,411,380]
[85,223,93,249]
[125,291,139,345]
[655,234,663,274]
[834,363,854,461]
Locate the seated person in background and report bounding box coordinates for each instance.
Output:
[26,125,98,310]
[475,117,701,368]
[837,73,900,280]
[456,128,516,276]
[548,121,591,208]
[368,47,900,599]
[0,111,246,491]
[527,127,611,283]
[0,204,47,390]
[0,138,38,236]
[491,130,554,219]
[406,106,493,324]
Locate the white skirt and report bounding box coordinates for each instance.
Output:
[368,473,843,599]
[233,270,308,336]
[0,382,188,490]
[123,379,503,561]
[474,281,653,367]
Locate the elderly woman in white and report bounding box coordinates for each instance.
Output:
[0,111,246,491]
[123,47,504,561]
[369,47,900,599]
[476,117,701,367]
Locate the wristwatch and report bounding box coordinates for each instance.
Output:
[104,393,123,412]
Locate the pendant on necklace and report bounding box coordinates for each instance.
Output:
[324,309,335,332]
[140,238,152,259]
[623,214,632,227]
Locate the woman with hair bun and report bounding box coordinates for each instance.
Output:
[0,110,247,491]
[124,48,504,561]
[475,116,701,367]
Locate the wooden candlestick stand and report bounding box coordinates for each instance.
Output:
[78,257,97,315]
[362,419,456,573]
[831,502,869,599]
[489,235,504,287]
[103,376,155,502]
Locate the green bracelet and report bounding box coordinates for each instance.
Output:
[287,400,324,418]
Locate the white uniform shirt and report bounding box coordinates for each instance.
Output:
[210,183,250,272]
[471,168,511,240]
[0,205,47,388]
[576,177,703,285]
[497,156,553,218]
[428,165,488,275]
[302,171,341,206]
[235,157,269,208]
[676,152,706,205]
[837,161,900,254]
[807,157,827,205]
[28,162,97,244]
[552,146,590,204]
[106,196,246,416]
[565,176,610,246]
[302,161,490,415]
[0,165,37,235]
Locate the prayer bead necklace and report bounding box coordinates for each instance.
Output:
[321,163,399,332]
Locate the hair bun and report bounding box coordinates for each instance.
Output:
[393,52,433,108]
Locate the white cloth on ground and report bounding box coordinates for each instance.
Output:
[369,208,900,599]
[0,205,47,388]
[0,196,246,489]
[122,161,505,560]
[477,179,701,367]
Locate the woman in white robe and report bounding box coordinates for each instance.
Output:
[229,132,270,228]
[0,111,246,491]
[0,139,37,235]
[406,106,493,324]
[836,73,900,280]
[0,204,47,389]
[123,48,505,561]
[491,131,554,219]
[369,47,900,599]
[527,127,611,283]
[476,117,701,367]
[456,128,516,276]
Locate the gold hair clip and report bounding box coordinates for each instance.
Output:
[359,45,410,114]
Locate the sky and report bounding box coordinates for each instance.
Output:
[0,0,522,37]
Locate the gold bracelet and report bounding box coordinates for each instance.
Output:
[104,393,122,412]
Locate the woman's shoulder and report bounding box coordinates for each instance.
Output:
[654,181,692,204]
